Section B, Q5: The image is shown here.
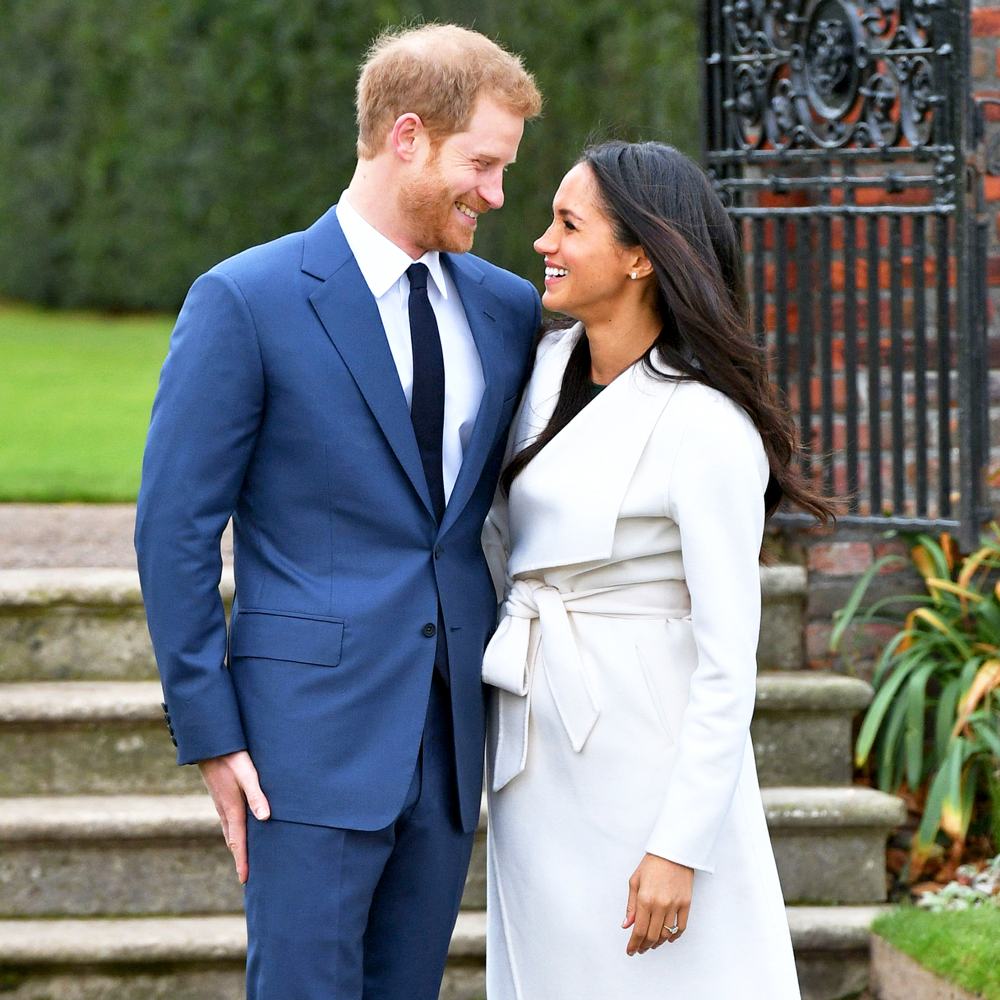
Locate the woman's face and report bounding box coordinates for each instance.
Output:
[533,162,636,322]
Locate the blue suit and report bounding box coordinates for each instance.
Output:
[135,204,540,998]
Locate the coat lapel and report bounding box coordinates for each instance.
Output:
[439,253,505,536]
[507,323,684,576]
[304,207,435,519]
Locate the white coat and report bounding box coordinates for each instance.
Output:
[482,323,800,999]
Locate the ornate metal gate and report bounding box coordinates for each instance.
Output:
[703,0,991,548]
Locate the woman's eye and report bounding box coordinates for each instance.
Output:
[563,220,576,231]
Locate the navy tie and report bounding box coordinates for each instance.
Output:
[407,263,449,686]
[406,263,446,523]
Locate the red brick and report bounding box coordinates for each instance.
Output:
[832,622,907,679]
[808,540,874,575]
[874,539,912,574]
[978,90,1000,122]
[972,44,993,80]
[756,190,813,210]
[973,9,1000,37]
[832,421,871,452]
[989,256,1000,287]
[808,374,849,410]
[985,175,1000,202]
[806,623,835,669]
[853,185,933,207]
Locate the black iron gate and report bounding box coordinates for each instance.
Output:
[702,0,992,548]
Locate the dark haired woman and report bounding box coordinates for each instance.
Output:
[481,142,833,998]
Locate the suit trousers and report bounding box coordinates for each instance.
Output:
[244,670,474,1000]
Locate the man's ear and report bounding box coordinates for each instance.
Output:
[389,113,426,162]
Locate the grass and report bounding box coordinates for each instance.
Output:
[0,302,173,501]
[873,906,1000,999]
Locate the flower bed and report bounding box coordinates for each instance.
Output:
[871,906,1000,999]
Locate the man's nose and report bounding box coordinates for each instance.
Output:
[480,172,505,211]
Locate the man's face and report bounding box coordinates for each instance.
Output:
[398,95,525,255]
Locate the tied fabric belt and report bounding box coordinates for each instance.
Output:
[483,577,691,791]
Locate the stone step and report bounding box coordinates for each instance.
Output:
[0,794,487,917]
[0,569,172,682]
[753,671,872,787]
[788,904,894,1000]
[0,785,901,918]
[0,564,807,680]
[0,906,890,1000]
[0,681,201,795]
[0,911,485,1000]
[765,786,905,904]
[0,669,863,796]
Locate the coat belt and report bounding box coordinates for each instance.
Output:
[483,577,691,791]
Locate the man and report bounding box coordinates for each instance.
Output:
[135,24,541,1000]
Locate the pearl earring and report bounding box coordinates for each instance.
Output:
[630,271,638,280]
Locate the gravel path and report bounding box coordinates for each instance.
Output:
[0,504,233,569]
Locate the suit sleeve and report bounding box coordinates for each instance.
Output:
[644,393,768,873]
[134,269,264,765]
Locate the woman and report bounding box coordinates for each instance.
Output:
[482,141,835,998]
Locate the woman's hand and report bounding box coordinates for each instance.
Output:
[622,853,693,955]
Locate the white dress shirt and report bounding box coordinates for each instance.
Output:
[336,193,485,503]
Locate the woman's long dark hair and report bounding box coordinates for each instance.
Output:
[502,140,836,524]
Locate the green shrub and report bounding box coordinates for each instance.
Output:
[0,0,699,311]
[832,530,1000,872]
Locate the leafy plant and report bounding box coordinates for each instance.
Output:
[916,854,1000,912]
[831,527,1000,873]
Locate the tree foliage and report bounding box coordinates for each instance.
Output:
[0,0,699,310]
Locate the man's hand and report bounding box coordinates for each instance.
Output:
[198,750,270,884]
[622,853,693,955]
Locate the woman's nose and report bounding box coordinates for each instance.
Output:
[534,225,556,255]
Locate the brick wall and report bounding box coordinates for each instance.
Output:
[768,2,1000,677]
[974,0,1000,512]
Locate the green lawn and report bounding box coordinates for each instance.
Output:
[873,907,1000,999]
[0,302,173,501]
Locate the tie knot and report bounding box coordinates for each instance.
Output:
[406,263,429,292]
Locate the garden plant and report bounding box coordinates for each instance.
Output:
[832,528,1000,876]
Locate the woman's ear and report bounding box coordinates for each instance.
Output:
[627,248,654,281]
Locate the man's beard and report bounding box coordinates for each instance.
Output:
[399,161,477,255]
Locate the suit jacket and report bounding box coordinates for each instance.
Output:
[135,204,540,834]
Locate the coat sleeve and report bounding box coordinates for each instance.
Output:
[644,390,769,873]
[134,269,264,765]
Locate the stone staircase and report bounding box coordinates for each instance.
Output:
[0,566,903,999]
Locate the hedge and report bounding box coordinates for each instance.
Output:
[0,0,699,311]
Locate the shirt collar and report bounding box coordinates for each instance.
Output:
[336,192,449,301]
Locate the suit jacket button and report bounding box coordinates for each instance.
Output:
[422,622,437,638]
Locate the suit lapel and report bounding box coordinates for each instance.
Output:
[439,254,505,536]
[304,208,435,519]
